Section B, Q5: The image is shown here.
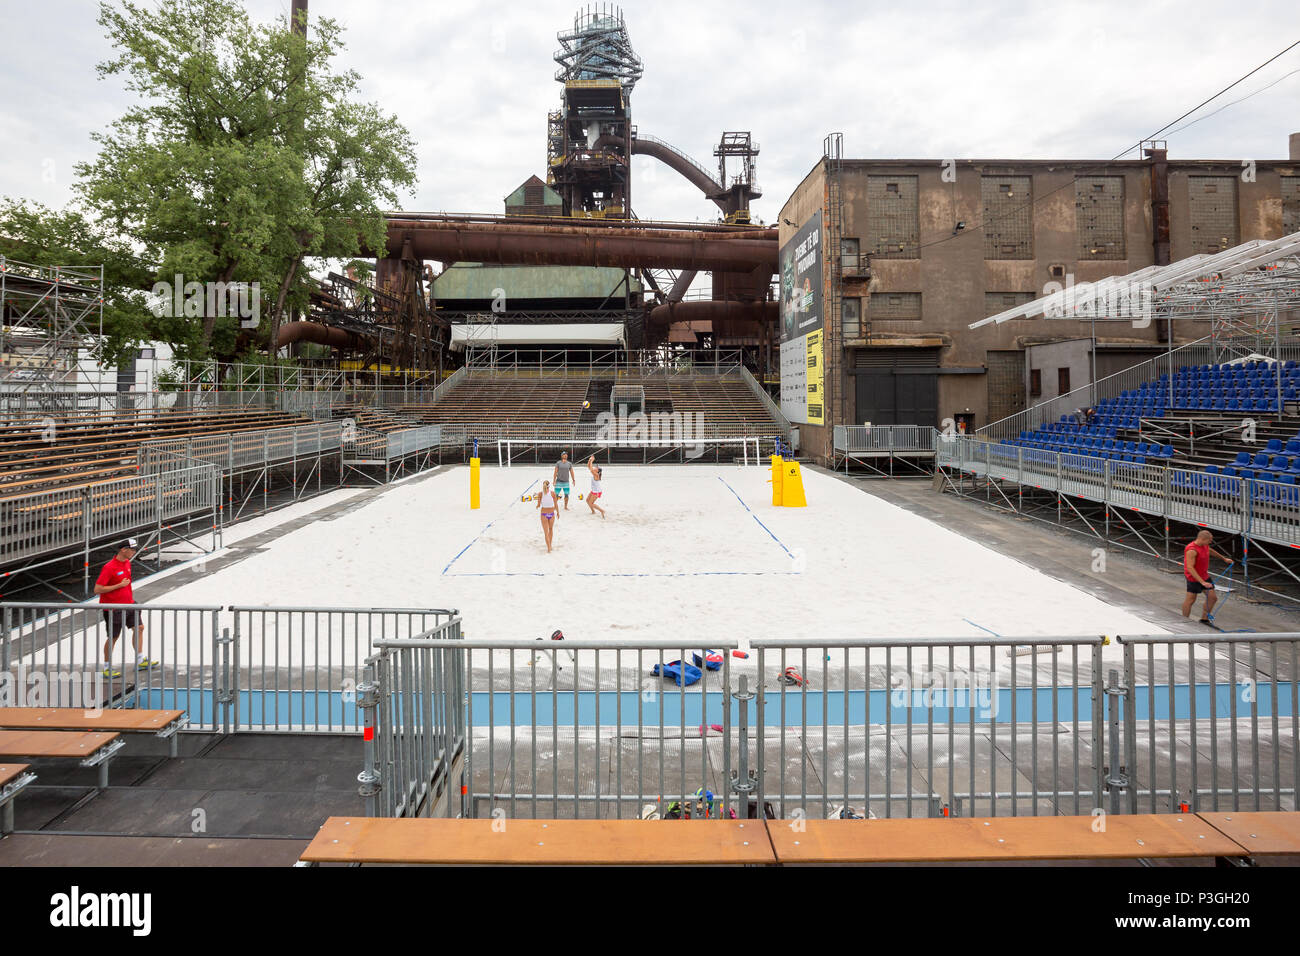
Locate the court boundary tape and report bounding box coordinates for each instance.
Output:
[716,476,796,560]
[441,477,539,575]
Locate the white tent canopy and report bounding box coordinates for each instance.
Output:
[450,323,626,351]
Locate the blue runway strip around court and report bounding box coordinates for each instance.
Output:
[132,681,1296,729]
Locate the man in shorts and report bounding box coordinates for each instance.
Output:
[553,452,575,511]
[94,538,156,677]
[1181,530,1233,624]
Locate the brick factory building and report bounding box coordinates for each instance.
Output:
[777,134,1300,462]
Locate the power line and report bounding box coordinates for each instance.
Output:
[1164,67,1300,138]
[891,40,1300,258]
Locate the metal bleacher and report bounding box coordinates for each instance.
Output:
[398,370,782,441]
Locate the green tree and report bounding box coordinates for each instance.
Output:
[77,0,417,359]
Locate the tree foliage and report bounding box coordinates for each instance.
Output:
[74,0,417,360]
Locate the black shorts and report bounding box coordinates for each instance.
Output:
[102,608,139,637]
[1185,580,1212,595]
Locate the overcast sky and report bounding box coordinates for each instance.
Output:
[1,0,1297,228]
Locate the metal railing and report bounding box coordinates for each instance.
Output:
[384,425,444,459]
[1,603,457,733]
[441,420,781,443]
[0,464,220,568]
[751,636,1105,819]
[136,421,348,475]
[1,604,222,725]
[363,636,737,820]
[739,365,792,438]
[834,425,938,454]
[361,620,467,818]
[1117,633,1299,813]
[631,133,723,191]
[6,608,1295,819]
[463,349,745,377]
[937,434,1300,549]
[358,632,1297,820]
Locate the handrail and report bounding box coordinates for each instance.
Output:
[738,365,792,438]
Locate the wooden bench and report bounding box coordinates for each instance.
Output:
[297,816,775,866]
[0,707,188,757]
[1198,812,1300,860]
[0,763,35,835]
[764,814,1249,865]
[0,730,124,789]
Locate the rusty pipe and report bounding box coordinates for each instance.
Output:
[274,320,369,351]
[381,219,777,272]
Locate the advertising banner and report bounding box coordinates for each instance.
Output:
[779,210,824,425]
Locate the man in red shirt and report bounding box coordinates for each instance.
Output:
[93,538,155,677]
[1181,530,1233,623]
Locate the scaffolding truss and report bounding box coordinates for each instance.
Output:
[0,256,104,396]
[972,230,1300,347]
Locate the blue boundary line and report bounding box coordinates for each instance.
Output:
[717,476,795,560]
[963,618,1002,638]
[441,478,538,575]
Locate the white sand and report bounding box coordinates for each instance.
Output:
[155,463,1166,645]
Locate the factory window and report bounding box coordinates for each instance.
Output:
[841,297,861,338]
[1058,368,1071,396]
[866,175,919,259]
[1030,369,1042,398]
[982,175,1034,259]
[1076,175,1125,260]
[841,237,861,273]
[1188,175,1238,254]
[1283,176,1300,235]
[869,291,922,321]
[985,292,1035,315]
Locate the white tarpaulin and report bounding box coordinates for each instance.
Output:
[449,323,625,351]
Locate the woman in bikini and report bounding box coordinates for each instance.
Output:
[585,456,605,518]
[536,479,559,552]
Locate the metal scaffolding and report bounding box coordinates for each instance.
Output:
[972,230,1300,410]
[0,256,104,400]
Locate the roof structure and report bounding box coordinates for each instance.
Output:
[969,230,1300,331]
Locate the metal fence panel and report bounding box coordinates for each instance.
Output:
[752,636,1106,819]
[229,607,458,732]
[1,603,222,728]
[1119,634,1298,813]
[834,425,937,453]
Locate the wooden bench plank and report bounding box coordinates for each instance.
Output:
[0,763,30,787]
[1197,812,1300,856]
[765,815,1245,863]
[0,729,121,759]
[299,817,775,865]
[0,707,185,732]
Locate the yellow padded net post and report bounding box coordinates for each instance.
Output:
[770,455,784,506]
[470,458,481,510]
[782,461,807,507]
